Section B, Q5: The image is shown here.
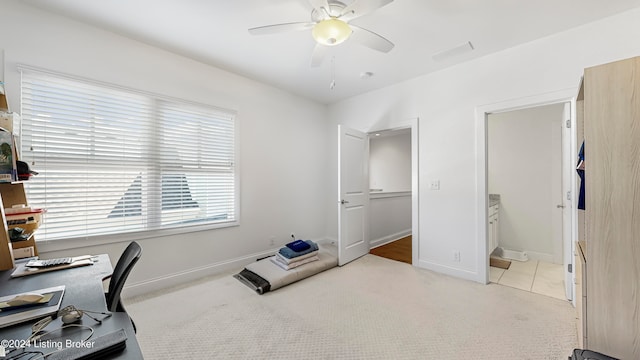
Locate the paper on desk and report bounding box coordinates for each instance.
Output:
[0,286,65,328]
[10,259,94,278]
[0,292,54,310]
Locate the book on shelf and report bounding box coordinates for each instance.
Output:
[0,127,16,183]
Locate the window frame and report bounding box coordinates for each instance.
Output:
[17,65,240,252]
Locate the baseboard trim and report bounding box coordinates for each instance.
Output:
[418,259,483,283]
[520,250,555,264]
[122,249,275,299]
[370,229,412,249]
[122,237,330,299]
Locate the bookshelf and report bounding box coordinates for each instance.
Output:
[0,83,40,271]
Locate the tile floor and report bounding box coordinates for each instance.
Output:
[490,259,566,300]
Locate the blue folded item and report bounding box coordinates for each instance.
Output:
[278,240,318,259]
[286,239,311,252]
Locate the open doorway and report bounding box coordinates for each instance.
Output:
[367,128,413,264]
[337,118,419,267]
[476,90,576,297]
[486,103,569,300]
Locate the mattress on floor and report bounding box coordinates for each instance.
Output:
[234,249,338,294]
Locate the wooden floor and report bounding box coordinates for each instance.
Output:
[369,236,412,264]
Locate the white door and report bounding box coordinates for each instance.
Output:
[338,125,370,266]
[551,116,563,264]
[552,102,573,300]
[561,102,573,300]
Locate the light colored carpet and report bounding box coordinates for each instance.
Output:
[127,254,577,359]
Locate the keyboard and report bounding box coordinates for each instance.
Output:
[25,257,74,268]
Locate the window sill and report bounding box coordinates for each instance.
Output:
[35,220,239,253]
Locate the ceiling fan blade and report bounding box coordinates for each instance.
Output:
[248,22,315,35]
[340,0,394,21]
[310,43,328,67]
[350,25,394,53]
[308,0,331,14]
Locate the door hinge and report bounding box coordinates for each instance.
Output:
[566,119,571,128]
[567,191,571,201]
[568,263,572,273]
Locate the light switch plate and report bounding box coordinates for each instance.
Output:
[430,180,440,190]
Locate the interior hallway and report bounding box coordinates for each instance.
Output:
[369,236,412,264]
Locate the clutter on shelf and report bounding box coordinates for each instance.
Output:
[0,82,41,269]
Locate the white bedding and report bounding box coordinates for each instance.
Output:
[239,248,338,293]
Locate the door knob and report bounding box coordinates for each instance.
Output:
[557,204,565,208]
[340,199,349,204]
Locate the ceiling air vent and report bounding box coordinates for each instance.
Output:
[432,41,474,62]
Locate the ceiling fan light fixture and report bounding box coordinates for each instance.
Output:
[312,18,352,46]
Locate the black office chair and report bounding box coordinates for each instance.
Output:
[104,241,142,333]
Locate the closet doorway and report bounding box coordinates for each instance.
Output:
[367,127,413,265]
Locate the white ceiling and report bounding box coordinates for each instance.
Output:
[21,0,640,104]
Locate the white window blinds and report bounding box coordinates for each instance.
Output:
[19,69,238,241]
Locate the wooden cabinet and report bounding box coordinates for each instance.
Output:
[576,56,640,359]
[488,204,499,253]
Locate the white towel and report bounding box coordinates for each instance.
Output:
[271,254,319,271]
[275,250,319,265]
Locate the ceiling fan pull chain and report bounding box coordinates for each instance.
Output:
[330,56,336,90]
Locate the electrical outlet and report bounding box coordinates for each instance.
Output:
[430,180,440,190]
[453,250,461,262]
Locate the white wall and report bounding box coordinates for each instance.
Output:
[327,8,640,282]
[369,132,411,192]
[369,193,411,247]
[369,131,412,247]
[0,1,329,297]
[488,104,564,263]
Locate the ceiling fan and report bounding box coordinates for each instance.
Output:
[248,0,395,67]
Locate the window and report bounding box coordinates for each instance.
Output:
[19,68,238,241]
